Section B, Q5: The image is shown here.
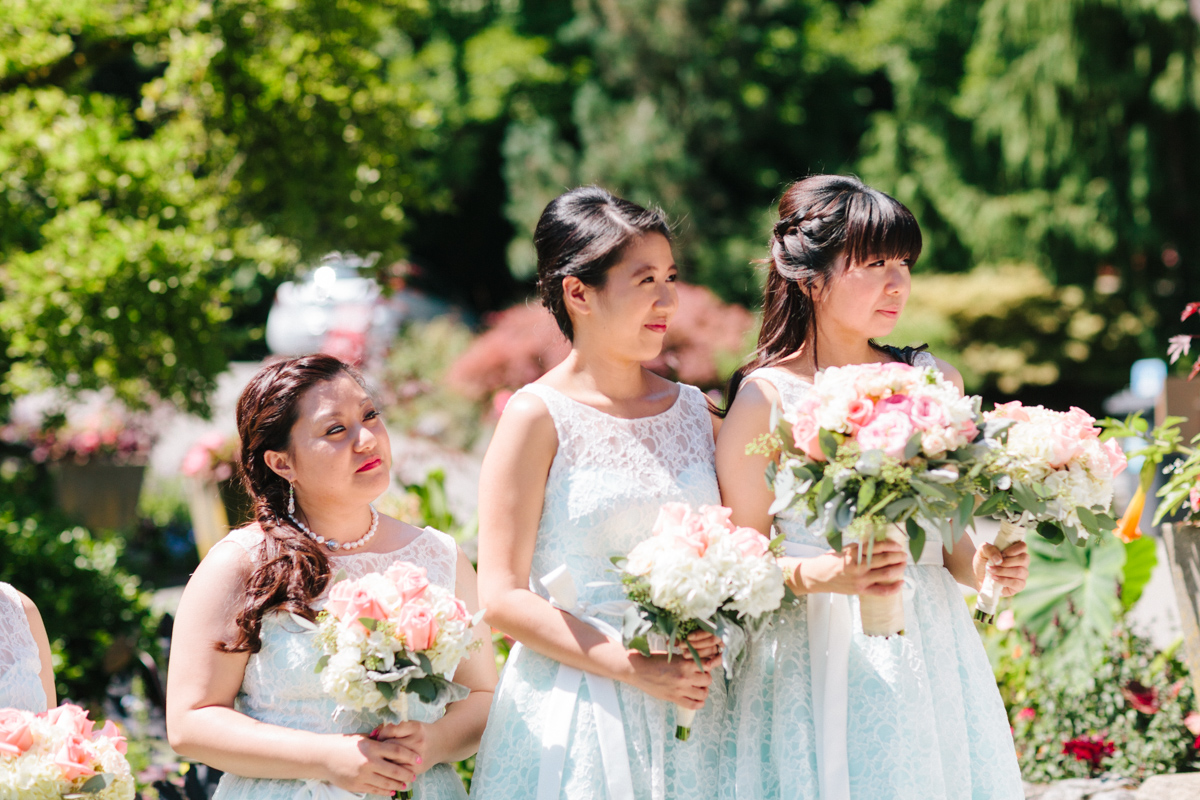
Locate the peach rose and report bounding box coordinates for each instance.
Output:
[845,398,875,431]
[385,562,431,604]
[327,582,390,630]
[396,603,440,651]
[1102,438,1127,478]
[991,401,1030,422]
[95,720,127,755]
[731,527,770,559]
[53,733,99,781]
[43,704,94,738]
[0,709,33,756]
[652,503,692,537]
[791,416,826,462]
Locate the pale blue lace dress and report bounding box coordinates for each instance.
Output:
[725,364,1023,800]
[471,382,727,800]
[0,582,48,712]
[211,526,469,800]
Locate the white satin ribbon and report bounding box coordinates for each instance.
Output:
[535,565,635,800]
[784,536,944,800]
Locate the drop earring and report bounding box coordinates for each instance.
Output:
[287,483,295,515]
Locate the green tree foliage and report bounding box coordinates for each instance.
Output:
[503,0,881,304]
[0,0,556,414]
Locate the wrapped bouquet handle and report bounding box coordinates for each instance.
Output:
[974,521,1025,624]
[857,525,909,637]
[537,565,635,800]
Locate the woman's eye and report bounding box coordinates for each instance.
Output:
[326,425,345,435]
[666,272,678,282]
[364,409,379,421]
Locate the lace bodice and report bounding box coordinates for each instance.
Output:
[748,352,940,554]
[518,382,720,606]
[212,525,466,800]
[0,582,46,712]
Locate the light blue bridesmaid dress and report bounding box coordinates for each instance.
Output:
[724,362,1023,800]
[470,382,727,800]
[211,526,470,800]
[0,581,48,712]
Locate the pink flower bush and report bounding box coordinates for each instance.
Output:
[180,430,238,483]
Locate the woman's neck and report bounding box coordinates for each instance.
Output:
[558,347,654,401]
[783,327,883,374]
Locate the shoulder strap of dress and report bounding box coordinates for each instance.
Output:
[878,343,932,366]
[421,527,460,590]
[0,582,24,618]
[216,526,266,561]
[744,366,804,394]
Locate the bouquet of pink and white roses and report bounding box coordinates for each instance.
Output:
[973,402,1127,622]
[0,704,133,800]
[759,362,988,635]
[613,503,787,739]
[314,563,481,719]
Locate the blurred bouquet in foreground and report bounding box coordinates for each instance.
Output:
[313,562,480,719]
[972,402,1125,622]
[613,502,786,738]
[757,362,985,635]
[0,704,133,799]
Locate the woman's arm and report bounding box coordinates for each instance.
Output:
[380,547,498,771]
[715,378,905,597]
[476,393,714,708]
[166,538,416,796]
[17,590,55,709]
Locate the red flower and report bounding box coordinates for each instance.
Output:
[1062,736,1115,770]
[1121,680,1160,714]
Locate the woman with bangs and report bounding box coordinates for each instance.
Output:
[716,175,1026,800]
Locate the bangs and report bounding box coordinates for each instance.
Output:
[842,189,923,268]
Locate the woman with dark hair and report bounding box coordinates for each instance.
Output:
[716,175,1028,800]
[166,354,496,800]
[470,186,727,800]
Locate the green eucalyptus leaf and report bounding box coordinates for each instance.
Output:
[819,429,839,461]
[906,517,926,563]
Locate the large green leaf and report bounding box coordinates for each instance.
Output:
[1119,536,1158,612]
[1010,533,1124,666]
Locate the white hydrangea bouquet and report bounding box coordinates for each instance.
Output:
[0,704,133,800]
[312,562,481,797]
[972,402,1127,623]
[757,362,988,636]
[613,502,787,740]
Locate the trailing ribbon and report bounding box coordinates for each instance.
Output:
[535,565,635,800]
[782,537,944,800]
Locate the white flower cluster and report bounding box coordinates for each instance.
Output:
[986,403,1126,534]
[315,561,479,718]
[0,706,133,800]
[623,504,785,623]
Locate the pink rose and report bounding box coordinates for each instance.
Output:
[676,513,711,557]
[448,596,472,624]
[909,396,946,432]
[95,720,127,755]
[991,401,1030,422]
[1046,428,1082,469]
[696,505,734,532]
[731,527,770,559]
[878,394,913,417]
[845,398,875,431]
[1103,438,1128,478]
[43,704,95,738]
[326,582,390,630]
[855,411,915,459]
[652,503,692,537]
[791,416,826,462]
[0,709,33,756]
[1065,407,1100,440]
[396,603,440,651]
[385,562,431,604]
[1190,483,1200,514]
[53,733,99,781]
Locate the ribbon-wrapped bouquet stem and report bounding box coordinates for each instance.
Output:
[972,402,1127,623]
[612,503,787,739]
[309,562,481,799]
[756,362,989,636]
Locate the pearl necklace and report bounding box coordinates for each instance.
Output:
[289,505,379,552]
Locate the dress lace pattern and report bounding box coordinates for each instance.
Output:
[724,361,1022,800]
[0,582,47,712]
[211,526,468,800]
[471,382,727,800]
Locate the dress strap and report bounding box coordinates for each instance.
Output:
[215,526,266,561]
[420,527,461,590]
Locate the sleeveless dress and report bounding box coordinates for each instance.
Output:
[0,582,48,712]
[470,382,727,800]
[725,362,1023,800]
[211,526,470,800]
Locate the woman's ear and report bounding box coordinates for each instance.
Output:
[263,450,294,483]
[561,275,592,324]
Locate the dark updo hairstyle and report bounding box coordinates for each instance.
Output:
[534,185,672,340]
[725,175,923,408]
[220,353,367,653]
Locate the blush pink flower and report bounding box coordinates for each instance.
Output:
[396,603,440,651]
[43,704,94,738]
[731,527,770,559]
[909,396,946,432]
[1102,438,1128,478]
[652,503,692,537]
[0,708,33,756]
[856,411,915,458]
[53,733,99,781]
[877,394,913,418]
[991,401,1030,422]
[1065,407,1100,440]
[385,562,431,604]
[327,582,390,630]
[95,720,127,755]
[845,398,875,431]
[676,514,712,557]
[790,416,826,462]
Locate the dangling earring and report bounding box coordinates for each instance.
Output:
[287,483,295,515]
